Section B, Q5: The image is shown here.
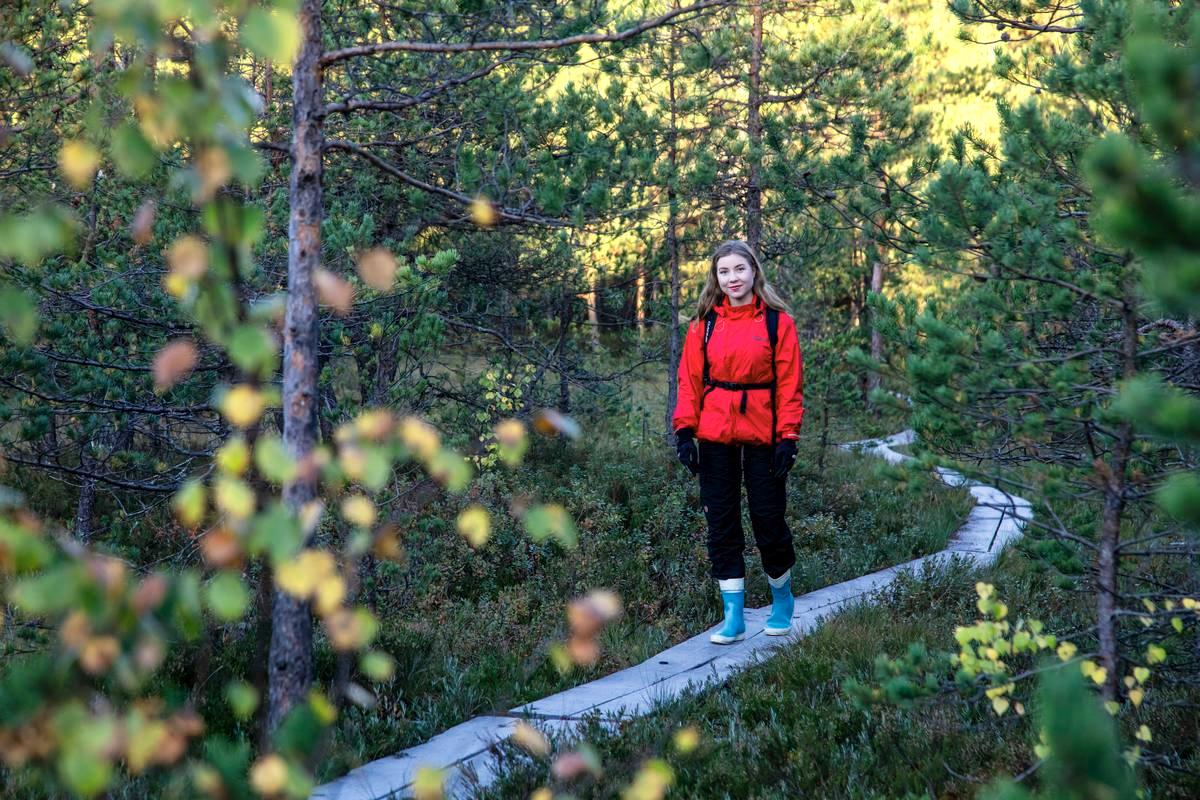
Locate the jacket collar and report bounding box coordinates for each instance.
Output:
[714,293,762,319]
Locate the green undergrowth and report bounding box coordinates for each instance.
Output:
[479,550,1200,799]
[1,391,973,796]
[314,402,972,782]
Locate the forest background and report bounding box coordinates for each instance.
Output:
[1,0,1199,798]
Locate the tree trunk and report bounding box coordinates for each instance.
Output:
[1096,284,1139,702]
[73,473,96,542]
[370,333,400,405]
[268,0,323,735]
[664,3,683,444]
[251,557,275,750]
[745,0,763,254]
[636,266,646,338]
[556,279,572,413]
[588,275,601,351]
[866,258,884,406]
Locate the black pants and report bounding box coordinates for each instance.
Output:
[698,440,797,581]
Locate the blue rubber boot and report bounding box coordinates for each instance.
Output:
[764,569,794,636]
[710,578,746,645]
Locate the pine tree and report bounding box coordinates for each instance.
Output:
[874,0,1200,723]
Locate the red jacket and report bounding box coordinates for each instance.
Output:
[672,295,803,446]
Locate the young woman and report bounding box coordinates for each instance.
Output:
[671,239,804,644]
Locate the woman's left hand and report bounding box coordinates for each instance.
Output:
[772,439,797,479]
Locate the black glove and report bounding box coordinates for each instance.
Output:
[675,428,699,475]
[772,439,798,479]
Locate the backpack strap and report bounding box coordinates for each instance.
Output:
[699,309,718,412]
[766,308,779,448]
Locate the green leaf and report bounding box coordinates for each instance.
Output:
[1156,472,1200,525]
[226,143,267,188]
[360,446,391,492]
[227,324,277,377]
[201,197,266,246]
[57,748,112,798]
[0,517,53,573]
[427,449,472,493]
[111,122,156,179]
[249,503,303,565]
[172,478,207,527]
[523,503,578,548]
[205,570,249,621]
[241,8,302,65]
[225,680,260,720]
[0,285,38,345]
[9,565,78,614]
[360,651,395,682]
[0,207,77,266]
[254,435,297,484]
[173,570,204,640]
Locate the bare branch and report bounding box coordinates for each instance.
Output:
[319,0,729,67]
[323,138,572,228]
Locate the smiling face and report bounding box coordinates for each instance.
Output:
[715,253,755,306]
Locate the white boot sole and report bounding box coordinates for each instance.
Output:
[709,632,745,645]
[763,626,790,636]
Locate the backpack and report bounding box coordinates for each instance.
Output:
[698,305,780,447]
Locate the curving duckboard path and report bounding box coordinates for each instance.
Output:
[312,429,1033,800]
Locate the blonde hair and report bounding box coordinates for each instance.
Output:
[692,240,792,321]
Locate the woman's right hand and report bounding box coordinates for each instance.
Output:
[675,428,699,475]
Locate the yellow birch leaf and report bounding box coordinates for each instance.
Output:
[214,477,255,519]
[341,495,377,528]
[673,726,700,754]
[59,140,101,188]
[412,766,445,800]
[510,721,550,757]
[250,754,288,795]
[457,505,491,548]
[470,195,498,227]
[216,437,251,476]
[221,385,265,428]
[172,479,206,528]
[276,549,336,599]
[313,574,346,617]
[399,416,441,460]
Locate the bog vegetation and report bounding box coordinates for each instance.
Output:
[0,1,1198,798]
